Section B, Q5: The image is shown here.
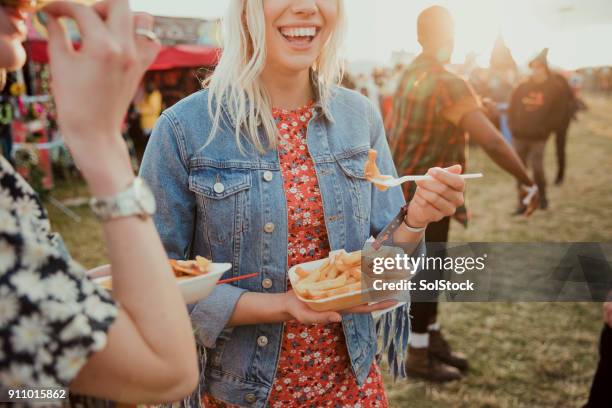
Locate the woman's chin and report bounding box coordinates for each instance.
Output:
[280,58,317,75]
[0,38,27,71]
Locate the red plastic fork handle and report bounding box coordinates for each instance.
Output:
[217,273,260,285]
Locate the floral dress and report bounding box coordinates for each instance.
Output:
[204,104,388,408]
[0,156,117,403]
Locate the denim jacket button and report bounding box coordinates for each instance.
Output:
[213,182,225,194]
[263,171,274,182]
[244,393,256,404]
[262,278,273,289]
[264,222,275,233]
[257,336,269,347]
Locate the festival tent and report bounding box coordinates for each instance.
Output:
[24,13,221,71]
[25,40,220,71]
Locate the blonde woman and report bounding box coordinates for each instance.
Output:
[140,0,465,406]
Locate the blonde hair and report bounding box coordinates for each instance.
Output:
[204,0,346,153]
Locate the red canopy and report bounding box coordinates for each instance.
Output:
[26,40,220,71]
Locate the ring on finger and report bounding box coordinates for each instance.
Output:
[135,28,158,42]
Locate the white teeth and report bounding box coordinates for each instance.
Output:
[281,27,317,37]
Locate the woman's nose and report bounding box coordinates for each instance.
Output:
[291,0,318,16]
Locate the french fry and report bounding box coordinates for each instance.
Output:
[309,282,362,299]
[299,266,322,284]
[335,254,350,272]
[348,267,361,280]
[302,274,347,291]
[344,251,362,266]
[293,250,364,301]
[295,267,310,279]
[319,263,332,281]
[326,263,339,279]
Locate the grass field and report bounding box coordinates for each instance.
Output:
[46,96,612,408]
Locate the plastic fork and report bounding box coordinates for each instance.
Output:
[370,173,484,188]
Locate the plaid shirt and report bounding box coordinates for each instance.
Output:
[387,54,480,226]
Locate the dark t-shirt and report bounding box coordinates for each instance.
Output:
[509,76,561,140]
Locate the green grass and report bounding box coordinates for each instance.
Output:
[45,96,612,408]
[382,95,612,408]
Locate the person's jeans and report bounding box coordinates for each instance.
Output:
[409,217,450,333]
[512,137,548,205]
[554,126,569,181]
[586,325,612,407]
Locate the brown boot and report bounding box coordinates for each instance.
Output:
[405,346,462,383]
[429,330,469,372]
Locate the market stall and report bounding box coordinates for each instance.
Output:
[4,15,221,194]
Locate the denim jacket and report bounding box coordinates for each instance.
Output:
[140,85,423,407]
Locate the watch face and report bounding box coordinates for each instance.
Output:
[135,178,157,214]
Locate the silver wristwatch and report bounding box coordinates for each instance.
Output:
[89,177,156,221]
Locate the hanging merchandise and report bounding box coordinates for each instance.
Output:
[0,100,13,161]
[10,82,26,97]
[0,102,13,126]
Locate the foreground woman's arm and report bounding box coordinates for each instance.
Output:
[43,1,197,402]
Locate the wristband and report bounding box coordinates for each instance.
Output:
[372,205,424,250]
[521,184,539,206]
[402,216,427,233]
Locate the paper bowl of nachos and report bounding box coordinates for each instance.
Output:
[94,256,231,304]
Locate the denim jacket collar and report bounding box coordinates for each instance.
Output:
[214,69,334,125]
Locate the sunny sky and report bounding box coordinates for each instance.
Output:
[130,0,612,70]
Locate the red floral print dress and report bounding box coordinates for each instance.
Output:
[203,103,388,408]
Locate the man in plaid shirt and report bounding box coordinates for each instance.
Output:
[387,6,538,383]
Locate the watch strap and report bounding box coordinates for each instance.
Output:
[89,177,155,221]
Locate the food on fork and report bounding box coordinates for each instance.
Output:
[364,149,392,191]
[294,250,363,300]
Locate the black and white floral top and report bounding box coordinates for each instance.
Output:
[0,156,117,390]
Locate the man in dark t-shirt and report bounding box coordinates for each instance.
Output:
[509,49,561,211]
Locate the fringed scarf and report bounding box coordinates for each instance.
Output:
[375,304,410,379]
[371,204,413,380]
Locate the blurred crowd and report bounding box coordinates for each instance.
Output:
[345,45,589,204]
[340,8,610,406]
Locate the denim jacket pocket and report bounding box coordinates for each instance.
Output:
[334,148,371,224]
[188,166,252,261]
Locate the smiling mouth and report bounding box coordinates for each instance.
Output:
[279,26,319,46]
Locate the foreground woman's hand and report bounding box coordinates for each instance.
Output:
[406,164,466,228]
[43,0,160,196]
[39,1,197,403]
